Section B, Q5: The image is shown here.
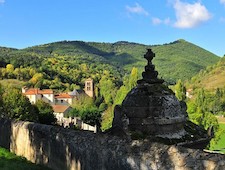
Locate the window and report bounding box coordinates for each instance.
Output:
[61,100,63,103]
[86,82,91,91]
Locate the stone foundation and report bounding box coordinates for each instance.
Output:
[0,118,225,170]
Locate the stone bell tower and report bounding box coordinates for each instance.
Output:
[84,78,94,98]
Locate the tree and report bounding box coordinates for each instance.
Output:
[128,67,138,90]
[5,64,15,79]
[200,112,219,131]
[174,79,186,101]
[29,73,44,86]
[6,64,14,73]
[196,88,206,112]
[114,85,129,105]
[101,106,113,131]
[79,107,101,126]
[2,88,38,122]
[72,94,95,111]
[66,108,80,118]
[0,84,3,114]
[35,100,56,125]
[13,68,22,80]
[99,76,116,105]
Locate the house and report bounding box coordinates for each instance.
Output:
[22,87,54,105]
[52,105,72,123]
[55,93,75,105]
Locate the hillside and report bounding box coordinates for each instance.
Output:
[0,39,220,85]
[151,40,220,83]
[188,57,225,91]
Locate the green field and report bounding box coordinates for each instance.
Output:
[210,123,225,153]
[0,147,51,170]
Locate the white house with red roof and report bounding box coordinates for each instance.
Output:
[54,93,75,105]
[22,87,55,105]
[22,87,78,106]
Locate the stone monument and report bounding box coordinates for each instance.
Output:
[111,49,211,148]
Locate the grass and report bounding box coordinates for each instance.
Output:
[209,118,225,154]
[213,124,225,152]
[0,147,51,170]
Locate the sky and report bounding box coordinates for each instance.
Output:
[0,0,224,56]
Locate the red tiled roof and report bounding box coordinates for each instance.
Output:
[24,88,53,95]
[52,105,71,113]
[55,93,74,99]
[40,89,54,94]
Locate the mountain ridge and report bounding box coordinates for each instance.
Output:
[0,39,220,84]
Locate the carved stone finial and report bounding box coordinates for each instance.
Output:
[144,49,155,64]
[138,49,164,84]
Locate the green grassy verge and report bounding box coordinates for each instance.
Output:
[0,147,51,170]
[210,123,225,153]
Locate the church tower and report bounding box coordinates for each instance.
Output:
[84,78,94,98]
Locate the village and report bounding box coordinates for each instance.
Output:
[22,78,97,132]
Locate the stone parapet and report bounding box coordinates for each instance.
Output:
[0,118,225,170]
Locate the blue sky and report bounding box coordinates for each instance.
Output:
[0,0,224,56]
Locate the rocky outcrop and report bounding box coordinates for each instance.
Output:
[0,118,225,170]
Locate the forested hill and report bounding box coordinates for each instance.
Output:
[23,39,219,82]
[187,56,225,91]
[0,39,220,85]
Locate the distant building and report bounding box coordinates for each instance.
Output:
[22,87,54,105]
[84,78,94,98]
[22,78,96,132]
[55,93,75,105]
[22,78,95,106]
[52,105,72,122]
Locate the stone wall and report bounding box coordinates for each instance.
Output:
[56,117,97,133]
[0,118,225,170]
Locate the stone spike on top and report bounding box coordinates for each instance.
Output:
[137,49,164,84]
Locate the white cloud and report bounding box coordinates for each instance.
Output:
[220,0,225,5]
[0,0,5,4]
[126,3,149,16]
[152,17,171,25]
[173,0,212,28]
